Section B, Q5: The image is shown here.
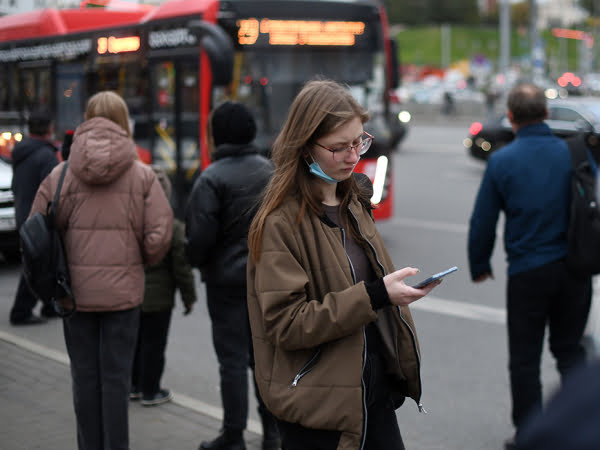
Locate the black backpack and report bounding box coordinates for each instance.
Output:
[566,133,600,276]
[19,162,75,317]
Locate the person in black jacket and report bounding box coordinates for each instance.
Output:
[185,102,280,450]
[10,107,59,325]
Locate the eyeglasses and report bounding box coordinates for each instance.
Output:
[315,131,374,162]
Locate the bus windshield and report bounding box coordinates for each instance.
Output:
[223,48,384,149]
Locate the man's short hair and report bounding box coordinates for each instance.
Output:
[28,107,53,136]
[507,83,547,125]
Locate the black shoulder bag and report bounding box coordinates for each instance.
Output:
[19,162,75,317]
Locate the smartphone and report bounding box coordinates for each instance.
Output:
[412,266,458,289]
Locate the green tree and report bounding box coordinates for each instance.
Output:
[579,0,600,16]
[386,0,431,25]
[430,0,480,25]
[385,0,479,25]
[511,1,530,27]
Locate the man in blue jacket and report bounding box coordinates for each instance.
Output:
[10,108,58,325]
[468,83,591,449]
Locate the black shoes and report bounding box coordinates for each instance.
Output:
[199,430,246,450]
[10,314,46,326]
[141,388,172,406]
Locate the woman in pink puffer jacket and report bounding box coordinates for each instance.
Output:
[30,91,173,450]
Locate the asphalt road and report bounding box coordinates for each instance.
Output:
[0,120,564,450]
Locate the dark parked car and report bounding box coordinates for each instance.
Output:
[464,98,600,161]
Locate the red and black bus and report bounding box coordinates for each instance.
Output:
[0,0,408,218]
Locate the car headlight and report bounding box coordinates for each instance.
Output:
[398,111,411,123]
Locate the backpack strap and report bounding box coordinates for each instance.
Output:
[49,162,69,220]
[50,162,75,317]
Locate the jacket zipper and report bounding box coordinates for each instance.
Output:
[340,227,357,284]
[348,207,426,413]
[340,227,368,449]
[291,348,321,387]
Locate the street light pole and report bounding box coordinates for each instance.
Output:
[529,0,538,73]
[499,0,510,74]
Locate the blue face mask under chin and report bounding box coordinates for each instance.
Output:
[308,160,338,184]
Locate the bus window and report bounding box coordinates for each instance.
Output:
[93,61,147,114]
[180,62,199,182]
[19,66,52,113]
[0,67,9,111]
[0,66,20,160]
[21,70,36,112]
[39,69,51,107]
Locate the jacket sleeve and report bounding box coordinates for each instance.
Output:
[29,168,55,218]
[184,171,221,267]
[37,148,59,186]
[468,160,501,280]
[171,219,197,308]
[252,213,377,351]
[143,168,173,266]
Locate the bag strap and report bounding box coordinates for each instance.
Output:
[49,162,69,220]
[50,162,76,318]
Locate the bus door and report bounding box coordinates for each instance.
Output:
[148,58,199,218]
[55,64,86,141]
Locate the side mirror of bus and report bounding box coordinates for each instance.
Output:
[188,20,234,86]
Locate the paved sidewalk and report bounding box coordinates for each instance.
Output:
[0,337,264,450]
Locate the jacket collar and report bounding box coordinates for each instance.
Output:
[319,195,367,228]
[212,143,260,161]
[515,121,552,138]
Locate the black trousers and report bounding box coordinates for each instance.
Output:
[132,309,172,395]
[63,307,140,450]
[206,286,273,431]
[278,352,405,450]
[9,274,51,322]
[507,259,591,433]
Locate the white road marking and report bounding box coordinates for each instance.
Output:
[385,217,468,234]
[383,216,504,237]
[411,296,506,325]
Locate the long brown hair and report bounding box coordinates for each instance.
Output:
[248,79,370,262]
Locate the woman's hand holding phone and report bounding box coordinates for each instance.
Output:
[383,267,440,307]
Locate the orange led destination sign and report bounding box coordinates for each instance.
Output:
[97,36,140,54]
[237,18,365,46]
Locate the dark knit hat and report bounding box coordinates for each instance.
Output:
[211,101,256,147]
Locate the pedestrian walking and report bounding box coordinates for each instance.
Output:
[131,168,197,407]
[185,101,279,450]
[29,91,173,450]
[467,82,591,449]
[441,90,455,115]
[9,107,59,325]
[246,79,440,450]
